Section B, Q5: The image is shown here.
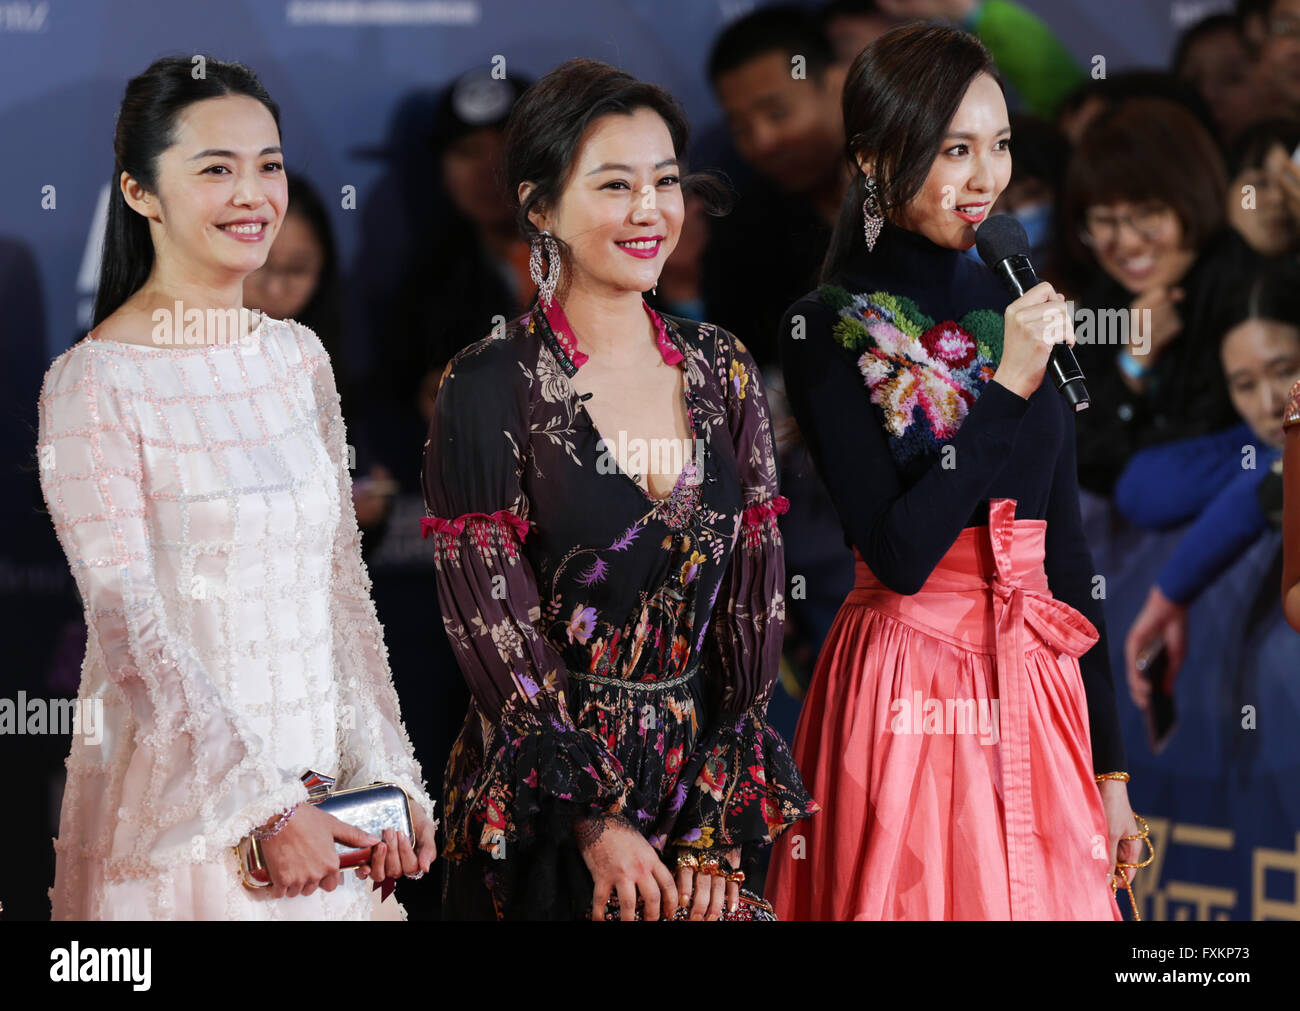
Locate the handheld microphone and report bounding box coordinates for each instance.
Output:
[975,214,1090,411]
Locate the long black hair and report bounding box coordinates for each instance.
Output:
[92,55,281,328]
[822,22,1001,283]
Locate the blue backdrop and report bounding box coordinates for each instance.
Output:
[1,0,1207,357]
[5,0,1292,922]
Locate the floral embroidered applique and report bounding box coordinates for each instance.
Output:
[816,283,1005,466]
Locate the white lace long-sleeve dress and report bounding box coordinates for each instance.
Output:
[36,313,435,920]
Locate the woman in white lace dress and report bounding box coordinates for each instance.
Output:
[37,56,437,920]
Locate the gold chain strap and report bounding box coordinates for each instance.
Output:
[1110,813,1156,920]
[1094,773,1155,920]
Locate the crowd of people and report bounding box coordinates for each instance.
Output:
[245,0,1300,916]
[28,0,1300,920]
[283,0,1300,785]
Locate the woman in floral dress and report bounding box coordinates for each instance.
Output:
[420,58,817,920]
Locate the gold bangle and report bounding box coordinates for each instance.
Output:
[1095,771,1131,783]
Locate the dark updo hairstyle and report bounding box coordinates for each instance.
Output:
[503,58,732,306]
[93,55,281,328]
[821,22,1002,283]
[1172,13,1246,76]
[1059,98,1227,281]
[1228,117,1300,177]
[1216,259,1300,355]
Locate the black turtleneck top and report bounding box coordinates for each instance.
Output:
[778,220,1126,775]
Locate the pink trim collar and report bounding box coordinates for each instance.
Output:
[541,298,684,372]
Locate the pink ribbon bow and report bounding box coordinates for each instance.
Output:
[985,497,1099,920]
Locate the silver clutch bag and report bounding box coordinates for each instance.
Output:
[236,770,414,889]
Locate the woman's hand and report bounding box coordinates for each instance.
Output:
[992,281,1075,400]
[1125,286,1184,382]
[354,803,437,884]
[675,846,744,920]
[352,463,395,530]
[1277,159,1300,227]
[259,803,380,899]
[1124,584,1187,709]
[1099,778,1144,893]
[575,813,678,921]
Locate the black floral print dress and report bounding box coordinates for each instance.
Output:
[420,296,818,919]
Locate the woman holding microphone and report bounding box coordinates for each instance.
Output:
[765,23,1143,920]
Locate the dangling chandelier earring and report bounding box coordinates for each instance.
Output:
[862,175,883,252]
[529,229,561,307]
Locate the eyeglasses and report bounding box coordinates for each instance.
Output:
[1079,205,1174,248]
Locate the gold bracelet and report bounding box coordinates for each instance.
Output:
[1095,771,1130,783]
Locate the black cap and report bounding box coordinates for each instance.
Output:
[432,68,528,148]
[350,67,529,162]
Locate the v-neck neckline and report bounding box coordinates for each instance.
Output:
[530,299,701,508]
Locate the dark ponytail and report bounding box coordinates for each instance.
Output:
[821,22,1001,283]
[93,55,281,328]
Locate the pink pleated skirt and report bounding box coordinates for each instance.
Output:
[766,498,1121,921]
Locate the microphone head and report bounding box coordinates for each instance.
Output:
[974,213,1029,268]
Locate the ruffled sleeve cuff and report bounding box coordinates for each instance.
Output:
[739,494,789,549]
[668,703,819,851]
[142,774,313,873]
[445,695,631,859]
[420,508,531,559]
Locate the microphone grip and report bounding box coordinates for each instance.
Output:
[994,256,1091,411]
